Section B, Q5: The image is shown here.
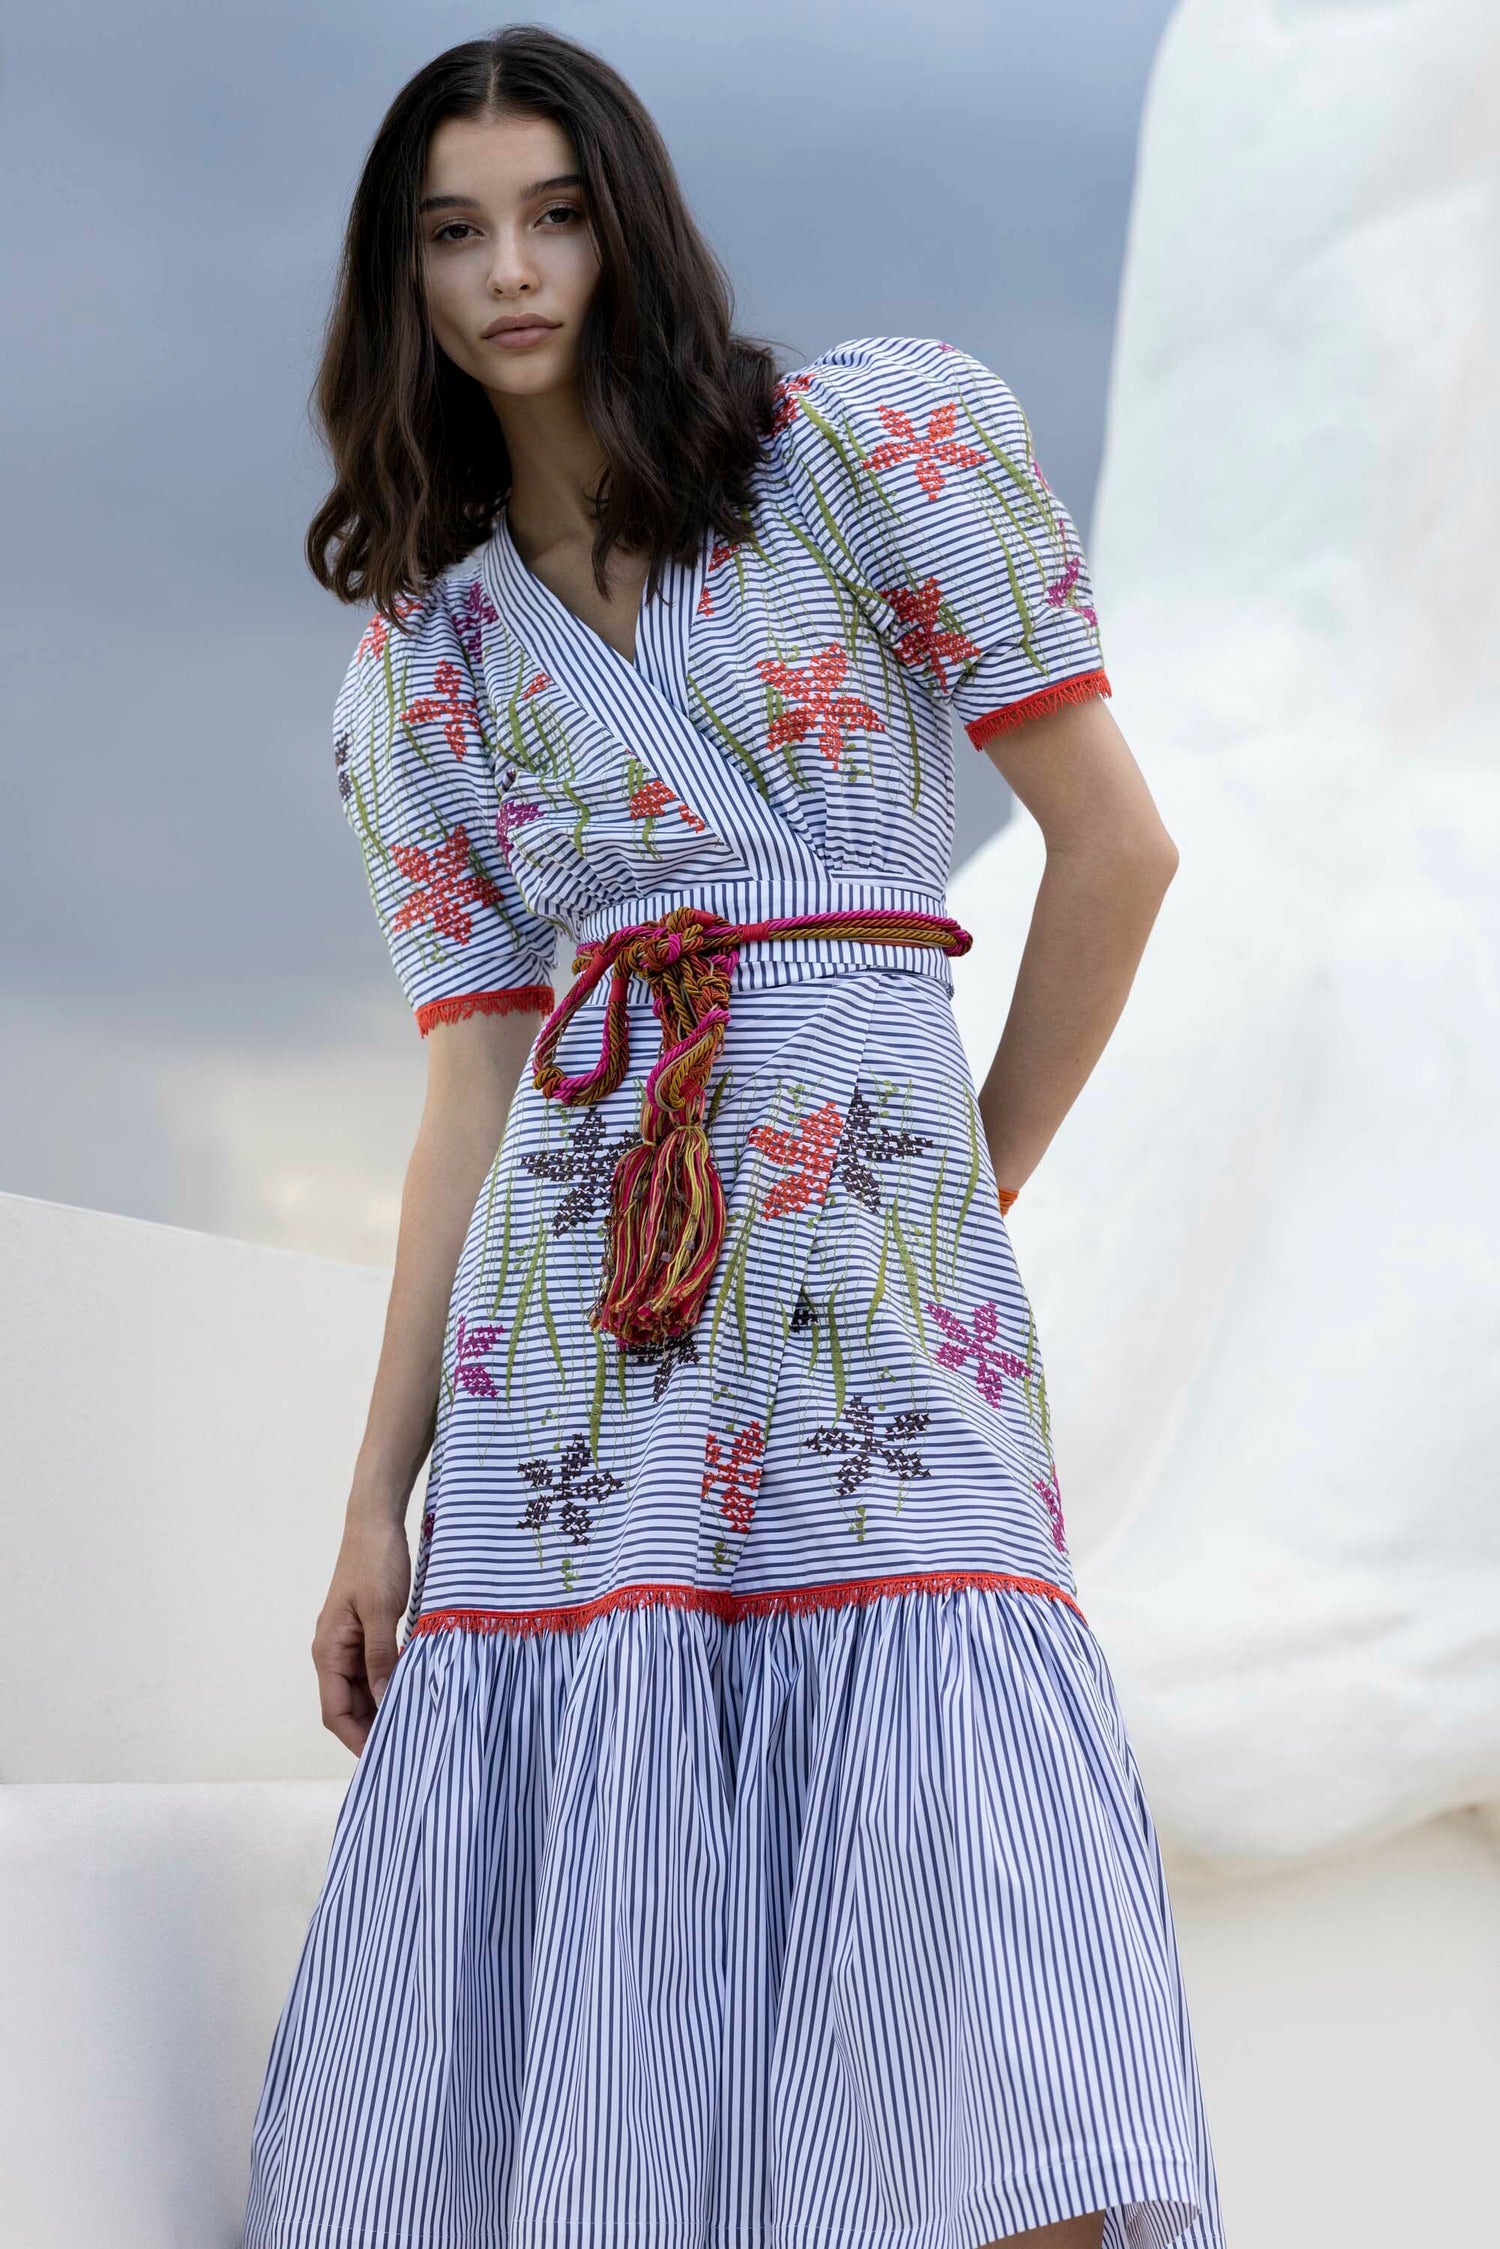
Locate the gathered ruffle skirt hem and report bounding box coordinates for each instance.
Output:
[244,1582,1223,2249]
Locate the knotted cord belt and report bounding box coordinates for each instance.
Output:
[532,905,973,1348]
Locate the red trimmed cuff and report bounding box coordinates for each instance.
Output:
[415,984,555,1036]
[965,667,1112,750]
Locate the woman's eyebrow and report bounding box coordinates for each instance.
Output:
[418,174,583,215]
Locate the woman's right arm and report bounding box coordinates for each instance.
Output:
[312,1009,540,1753]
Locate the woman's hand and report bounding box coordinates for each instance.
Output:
[312,1509,414,1754]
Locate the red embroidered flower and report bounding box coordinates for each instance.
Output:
[880,576,983,692]
[770,371,815,432]
[495,799,541,866]
[357,614,389,663]
[701,1423,766,1538]
[757,646,886,773]
[748,1100,844,1217]
[522,671,552,700]
[863,400,984,501]
[628,777,675,820]
[678,806,707,832]
[401,660,481,761]
[697,538,738,617]
[390,825,501,943]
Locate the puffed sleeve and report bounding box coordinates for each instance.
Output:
[331,574,557,1035]
[773,334,1110,748]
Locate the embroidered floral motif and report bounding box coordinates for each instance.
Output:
[697,538,738,617]
[748,1099,844,1217]
[452,1311,504,1399]
[789,1287,818,1333]
[925,1298,1033,1407]
[626,1329,700,1402]
[628,777,675,820]
[516,1434,621,1547]
[701,1422,765,1537]
[495,797,542,867]
[356,615,389,664]
[390,826,501,944]
[770,371,815,432]
[1035,1462,1067,1553]
[522,671,552,699]
[862,399,984,501]
[452,578,499,662]
[880,577,983,692]
[757,646,886,774]
[834,1085,934,1212]
[333,730,353,800]
[522,1108,642,1235]
[1044,552,1098,629]
[804,1395,931,1499]
[401,660,482,761]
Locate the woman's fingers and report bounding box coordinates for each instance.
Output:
[312,1586,404,1754]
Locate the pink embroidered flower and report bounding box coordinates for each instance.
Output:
[863,400,984,501]
[390,825,501,943]
[748,1100,844,1217]
[357,614,389,663]
[757,645,886,773]
[1034,1462,1067,1554]
[1044,552,1097,628]
[770,371,815,433]
[452,579,499,662]
[925,1299,1033,1407]
[401,660,481,761]
[628,777,675,820]
[495,798,541,866]
[521,671,552,700]
[701,1423,766,1537]
[453,1311,504,1399]
[880,576,983,692]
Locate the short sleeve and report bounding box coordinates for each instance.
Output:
[773,334,1110,748]
[332,575,557,1035]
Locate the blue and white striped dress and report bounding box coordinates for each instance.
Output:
[244,336,1225,2248]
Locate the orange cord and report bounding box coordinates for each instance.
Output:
[998,1185,1020,1216]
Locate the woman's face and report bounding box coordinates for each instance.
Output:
[419,110,601,401]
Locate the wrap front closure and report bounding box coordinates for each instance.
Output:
[532,905,973,1347]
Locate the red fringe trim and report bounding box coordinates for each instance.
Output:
[416,985,555,1037]
[407,1568,1084,1643]
[965,668,1112,750]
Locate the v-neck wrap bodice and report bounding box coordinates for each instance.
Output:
[333,332,1109,1038]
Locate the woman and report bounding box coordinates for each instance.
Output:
[245,26,1224,2249]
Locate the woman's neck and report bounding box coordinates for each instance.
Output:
[488,383,608,564]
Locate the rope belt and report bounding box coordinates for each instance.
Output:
[532,905,974,1348]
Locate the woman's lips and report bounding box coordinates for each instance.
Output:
[484,323,560,349]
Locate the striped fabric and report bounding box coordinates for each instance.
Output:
[247,337,1224,2246]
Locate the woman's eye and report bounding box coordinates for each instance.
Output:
[539,203,581,227]
[433,222,476,244]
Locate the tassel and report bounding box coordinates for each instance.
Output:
[593,1120,727,1346]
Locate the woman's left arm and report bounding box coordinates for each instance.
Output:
[974,693,1179,1197]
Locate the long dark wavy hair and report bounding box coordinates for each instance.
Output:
[307,25,783,617]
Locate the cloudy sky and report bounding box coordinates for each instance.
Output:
[2,0,1175,1262]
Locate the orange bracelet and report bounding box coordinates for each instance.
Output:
[998,1185,1020,1216]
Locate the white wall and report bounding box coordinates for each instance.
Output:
[0,1189,397,1782]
